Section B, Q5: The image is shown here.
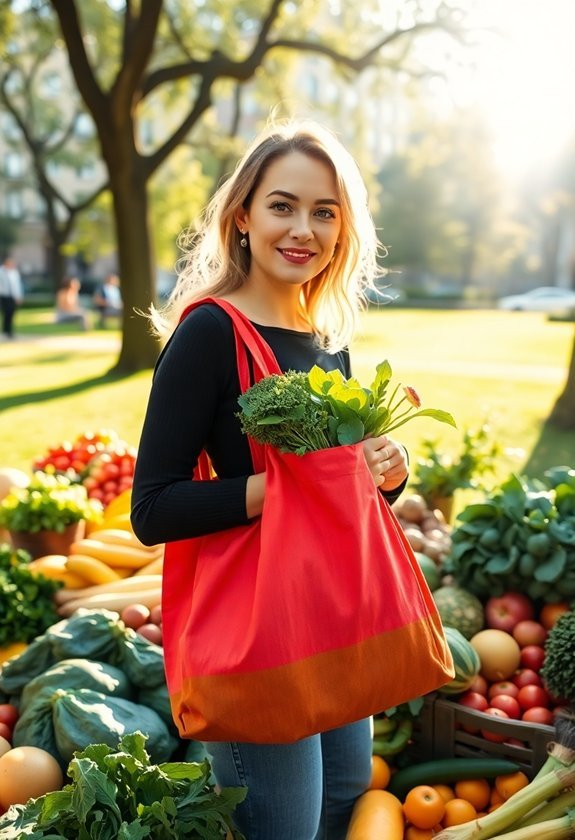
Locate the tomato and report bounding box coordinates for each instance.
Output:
[488,681,519,700]
[467,674,488,696]
[432,784,455,804]
[517,684,549,711]
[512,669,542,689]
[403,785,446,830]
[458,691,489,712]
[0,723,12,742]
[512,620,547,647]
[0,705,18,730]
[522,706,554,726]
[520,645,546,672]
[489,694,521,719]
[481,708,509,743]
[103,463,121,480]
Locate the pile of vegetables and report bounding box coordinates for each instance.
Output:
[0,731,246,839]
[0,545,61,647]
[541,610,575,707]
[237,361,455,454]
[0,472,102,535]
[444,470,575,602]
[0,609,178,769]
[392,492,452,563]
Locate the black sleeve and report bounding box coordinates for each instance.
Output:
[131,307,251,544]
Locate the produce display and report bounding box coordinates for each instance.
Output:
[0,732,245,838]
[1,435,574,839]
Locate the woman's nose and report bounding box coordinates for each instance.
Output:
[289,214,313,240]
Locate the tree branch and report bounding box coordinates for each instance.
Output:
[49,0,107,122]
[111,0,162,113]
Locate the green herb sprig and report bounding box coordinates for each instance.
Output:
[237,360,456,455]
[0,544,61,645]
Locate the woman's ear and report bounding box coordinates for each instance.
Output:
[235,208,248,233]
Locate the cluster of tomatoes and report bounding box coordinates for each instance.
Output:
[400,771,529,838]
[456,596,570,739]
[32,429,137,508]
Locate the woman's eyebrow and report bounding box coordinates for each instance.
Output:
[265,189,340,206]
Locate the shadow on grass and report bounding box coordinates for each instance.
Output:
[521,420,575,477]
[0,370,129,412]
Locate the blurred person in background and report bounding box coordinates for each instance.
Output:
[0,256,23,340]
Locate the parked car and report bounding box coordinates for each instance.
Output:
[498,286,575,313]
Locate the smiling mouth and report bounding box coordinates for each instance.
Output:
[278,248,316,264]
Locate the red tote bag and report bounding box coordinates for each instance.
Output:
[162,298,454,744]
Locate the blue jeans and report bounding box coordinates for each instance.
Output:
[204,717,372,840]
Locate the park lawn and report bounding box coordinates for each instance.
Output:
[1,307,573,517]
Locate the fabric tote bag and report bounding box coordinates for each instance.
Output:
[162,297,454,744]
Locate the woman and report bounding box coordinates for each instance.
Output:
[131,120,410,839]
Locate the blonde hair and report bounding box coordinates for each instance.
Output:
[151,119,384,351]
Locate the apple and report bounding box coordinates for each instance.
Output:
[490,694,521,719]
[512,620,547,647]
[488,681,519,700]
[522,707,554,726]
[484,592,534,632]
[512,669,542,689]
[517,684,550,711]
[481,708,510,743]
[520,645,546,672]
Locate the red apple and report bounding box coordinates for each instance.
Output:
[488,681,519,700]
[520,645,546,672]
[512,669,543,689]
[522,706,554,726]
[481,708,510,742]
[512,620,547,647]
[484,592,534,632]
[517,684,550,711]
[489,694,521,719]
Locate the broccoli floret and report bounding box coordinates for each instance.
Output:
[541,610,575,705]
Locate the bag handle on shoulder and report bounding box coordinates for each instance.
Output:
[179,297,282,475]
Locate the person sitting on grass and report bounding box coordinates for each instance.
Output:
[93,273,123,327]
[55,277,89,330]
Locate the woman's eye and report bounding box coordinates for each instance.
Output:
[270,201,291,212]
[315,207,336,219]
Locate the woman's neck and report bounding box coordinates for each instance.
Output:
[221,285,309,331]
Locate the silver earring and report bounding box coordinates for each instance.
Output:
[239,230,248,248]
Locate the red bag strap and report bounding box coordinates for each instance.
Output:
[179,297,282,475]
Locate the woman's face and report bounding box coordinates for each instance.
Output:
[238,151,342,291]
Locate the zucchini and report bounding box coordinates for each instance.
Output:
[387,757,521,800]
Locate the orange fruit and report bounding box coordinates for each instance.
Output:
[368,755,391,790]
[442,798,477,827]
[490,788,504,806]
[432,784,455,804]
[404,827,434,840]
[539,601,570,630]
[495,771,529,801]
[403,785,446,830]
[454,778,491,811]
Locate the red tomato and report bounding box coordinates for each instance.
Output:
[488,681,519,700]
[517,684,550,711]
[481,708,509,743]
[512,669,542,689]
[458,691,489,712]
[522,707,554,726]
[0,723,12,742]
[489,694,521,719]
[103,463,121,480]
[102,480,119,493]
[520,645,546,672]
[512,620,547,647]
[0,705,18,730]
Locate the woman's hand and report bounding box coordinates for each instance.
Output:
[362,435,408,490]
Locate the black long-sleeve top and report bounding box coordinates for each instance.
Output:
[131,303,406,545]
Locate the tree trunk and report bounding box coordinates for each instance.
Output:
[101,122,162,373]
[548,327,575,430]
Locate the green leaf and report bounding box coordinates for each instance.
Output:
[369,360,393,395]
[308,365,343,396]
[534,547,567,582]
[336,417,364,446]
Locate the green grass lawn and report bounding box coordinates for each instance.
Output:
[1,307,573,517]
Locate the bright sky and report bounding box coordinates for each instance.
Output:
[447,0,575,177]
